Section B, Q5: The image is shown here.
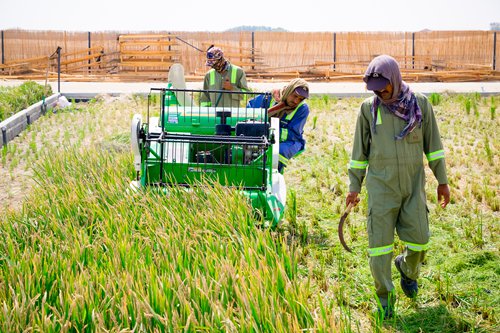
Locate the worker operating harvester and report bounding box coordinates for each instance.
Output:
[200,45,249,108]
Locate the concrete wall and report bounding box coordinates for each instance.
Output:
[0,93,60,148]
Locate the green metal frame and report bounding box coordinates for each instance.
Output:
[134,88,284,227]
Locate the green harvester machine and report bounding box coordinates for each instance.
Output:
[130,87,286,227]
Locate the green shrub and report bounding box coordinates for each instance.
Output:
[0,81,52,122]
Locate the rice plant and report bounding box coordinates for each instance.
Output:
[474,101,479,117]
[312,115,318,130]
[464,98,472,115]
[0,93,498,332]
[484,135,493,165]
[429,92,441,106]
[287,189,298,232]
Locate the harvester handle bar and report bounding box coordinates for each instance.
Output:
[151,87,269,106]
[150,87,205,94]
[197,88,263,97]
[151,87,266,96]
[150,133,270,146]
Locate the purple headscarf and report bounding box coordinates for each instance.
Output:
[364,55,422,140]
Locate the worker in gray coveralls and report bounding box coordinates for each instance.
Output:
[346,54,450,320]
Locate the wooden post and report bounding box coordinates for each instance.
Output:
[412,32,415,69]
[88,31,91,74]
[57,46,62,93]
[333,32,336,72]
[251,31,255,71]
[1,30,4,66]
[493,31,497,71]
[404,31,408,69]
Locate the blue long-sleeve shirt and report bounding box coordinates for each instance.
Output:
[247,94,309,160]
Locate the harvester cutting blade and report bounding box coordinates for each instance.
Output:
[338,202,354,253]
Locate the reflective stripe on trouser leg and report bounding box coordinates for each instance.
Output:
[400,248,427,281]
[396,180,430,281]
[278,154,288,174]
[368,244,393,257]
[367,203,399,307]
[401,239,429,281]
[369,252,394,307]
[368,244,395,306]
[368,244,396,307]
[279,154,288,166]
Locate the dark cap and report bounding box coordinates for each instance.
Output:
[206,46,224,66]
[366,73,390,91]
[294,86,309,98]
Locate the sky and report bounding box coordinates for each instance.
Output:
[0,0,499,33]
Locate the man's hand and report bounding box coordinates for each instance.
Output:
[346,191,360,207]
[437,184,450,208]
[222,78,232,90]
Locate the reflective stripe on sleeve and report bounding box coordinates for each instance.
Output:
[426,149,445,162]
[281,129,288,142]
[349,160,368,169]
[368,244,394,257]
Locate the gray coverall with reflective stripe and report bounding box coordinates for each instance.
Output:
[200,63,248,108]
[348,93,448,306]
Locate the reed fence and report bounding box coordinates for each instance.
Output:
[1,29,499,82]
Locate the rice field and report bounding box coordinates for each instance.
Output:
[0,92,498,332]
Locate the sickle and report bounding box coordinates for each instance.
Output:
[338,202,354,252]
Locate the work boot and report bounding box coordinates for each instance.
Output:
[395,255,418,298]
[377,305,394,320]
[374,293,395,321]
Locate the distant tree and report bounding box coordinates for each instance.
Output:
[491,22,500,31]
[225,26,287,32]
